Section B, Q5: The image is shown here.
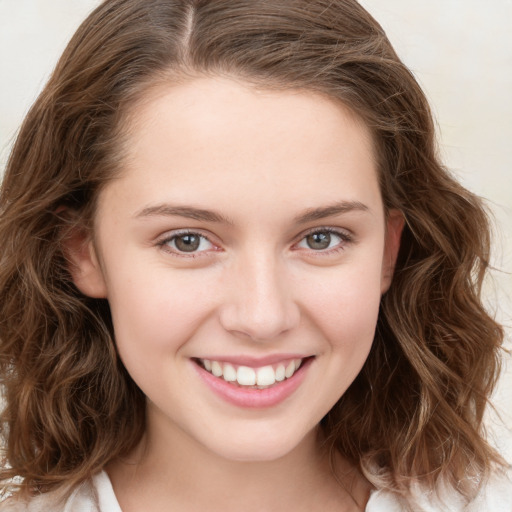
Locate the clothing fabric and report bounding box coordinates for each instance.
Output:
[365,471,512,511]
[2,469,511,511]
[0,473,120,512]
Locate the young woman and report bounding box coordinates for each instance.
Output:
[0,1,510,510]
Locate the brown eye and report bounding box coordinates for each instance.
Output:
[296,229,350,253]
[161,233,214,253]
[173,234,201,252]
[305,231,332,250]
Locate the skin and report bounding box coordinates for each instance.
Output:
[70,76,403,511]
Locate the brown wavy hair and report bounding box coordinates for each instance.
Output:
[0,0,505,502]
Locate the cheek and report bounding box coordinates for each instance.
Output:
[311,266,383,397]
[287,262,383,423]
[298,257,383,352]
[106,266,217,357]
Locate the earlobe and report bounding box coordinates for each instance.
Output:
[381,209,404,294]
[64,228,107,299]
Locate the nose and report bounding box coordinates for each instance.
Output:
[219,251,300,342]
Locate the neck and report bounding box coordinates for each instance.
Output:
[107,410,370,512]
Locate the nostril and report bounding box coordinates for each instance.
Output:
[218,301,301,342]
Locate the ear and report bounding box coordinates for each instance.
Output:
[64,227,108,298]
[381,209,404,294]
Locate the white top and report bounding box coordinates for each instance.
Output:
[2,469,511,511]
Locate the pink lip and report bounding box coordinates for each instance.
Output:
[193,358,312,409]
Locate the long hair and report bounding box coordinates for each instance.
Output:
[0,0,504,499]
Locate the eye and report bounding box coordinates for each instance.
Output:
[296,229,350,252]
[159,232,215,254]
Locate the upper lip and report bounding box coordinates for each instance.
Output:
[194,354,312,367]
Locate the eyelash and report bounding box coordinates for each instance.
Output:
[156,229,218,258]
[156,227,353,258]
[295,227,353,256]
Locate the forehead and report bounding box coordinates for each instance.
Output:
[101,76,381,220]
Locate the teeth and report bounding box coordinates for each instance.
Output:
[275,364,285,382]
[223,364,237,382]
[200,358,304,387]
[237,366,256,386]
[256,366,276,386]
[285,360,296,378]
[211,361,223,377]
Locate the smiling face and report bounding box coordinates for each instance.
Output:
[71,76,402,463]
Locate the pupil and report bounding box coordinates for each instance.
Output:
[307,232,331,250]
[175,234,200,252]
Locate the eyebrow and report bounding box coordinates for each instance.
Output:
[135,200,369,224]
[135,204,233,224]
[293,201,370,223]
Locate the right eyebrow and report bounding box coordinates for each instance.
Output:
[134,204,234,224]
[293,201,370,224]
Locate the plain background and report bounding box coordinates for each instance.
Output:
[1,0,511,461]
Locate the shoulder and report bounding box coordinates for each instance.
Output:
[466,468,512,512]
[0,477,101,512]
[0,471,120,512]
[366,468,512,512]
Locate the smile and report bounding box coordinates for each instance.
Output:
[193,356,314,408]
[198,358,304,388]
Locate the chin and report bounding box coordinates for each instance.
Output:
[204,425,317,463]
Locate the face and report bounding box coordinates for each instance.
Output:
[72,77,402,463]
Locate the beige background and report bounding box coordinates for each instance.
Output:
[1,0,511,460]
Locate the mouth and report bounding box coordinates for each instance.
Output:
[192,356,314,408]
[194,357,309,389]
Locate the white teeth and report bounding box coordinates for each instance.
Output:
[285,360,296,378]
[211,361,223,377]
[275,364,285,382]
[256,365,276,386]
[237,366,256,386]
[200,358,305,387]
[223,363,237,382]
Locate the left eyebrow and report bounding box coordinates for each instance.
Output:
[294,201,370,224]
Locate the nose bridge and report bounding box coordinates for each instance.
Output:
[220,246,300,341]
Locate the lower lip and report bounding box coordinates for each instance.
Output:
[193,359,312,409]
